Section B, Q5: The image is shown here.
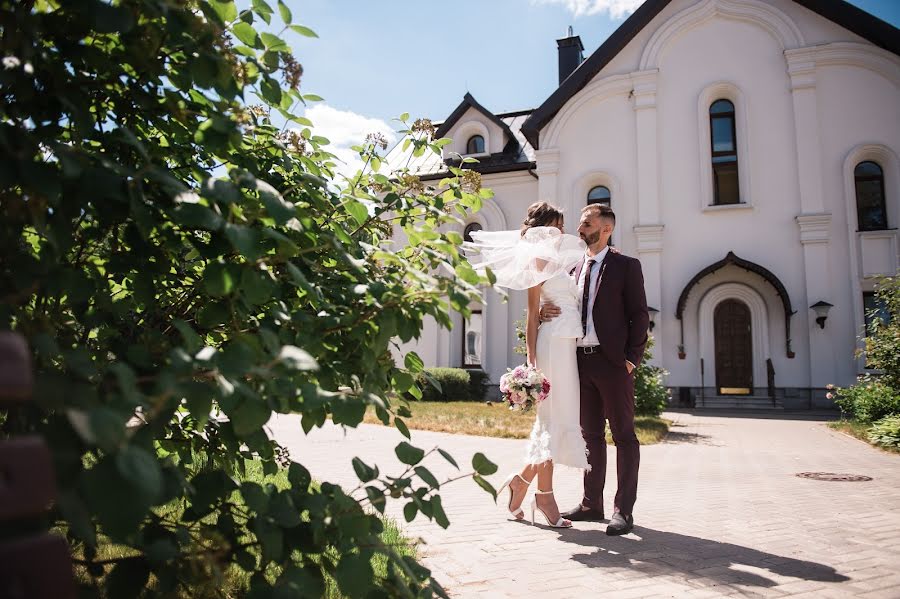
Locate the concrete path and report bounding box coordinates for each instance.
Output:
[268,411,900,598]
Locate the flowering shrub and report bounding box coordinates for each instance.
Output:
[868,415,900,449]
[831,377,900,424]
[499,365,550,411]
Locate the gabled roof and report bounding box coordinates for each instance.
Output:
[520,0,900,150]
[385,109,536,181]
[434,92,518,147]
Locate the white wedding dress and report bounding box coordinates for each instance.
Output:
[464,227,590,471]
[525,272,590,470]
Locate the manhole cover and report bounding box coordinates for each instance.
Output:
[795,472,873,482]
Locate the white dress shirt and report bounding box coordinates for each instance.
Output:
[576,246,609,348]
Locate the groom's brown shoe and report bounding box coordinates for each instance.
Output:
[561,505,604,522]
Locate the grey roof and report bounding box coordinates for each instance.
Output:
[386,108,536,181]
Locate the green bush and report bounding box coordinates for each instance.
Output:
[634,336,670,417]
[833,376,900,423]
[416,368,471,402]
[868,415,900,448]
[467,369,490,402]
[0,1,499,596]
[862,276,900,391]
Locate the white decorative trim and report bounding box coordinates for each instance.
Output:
[447,120,491,160]
[796,213,832,245]
[543,75,633,148]
[697,82,752,211]
[634,225,665,253]
[631,69,659,111]
[698,283,772,390]
[534,148,561,175]
[785,42,900,89]
[639,0,804,70]
[842,143,900,372]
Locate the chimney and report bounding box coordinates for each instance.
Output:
[557,26,584,85]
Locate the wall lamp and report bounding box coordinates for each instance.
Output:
[648,306,659,331]
[810,301,833,329]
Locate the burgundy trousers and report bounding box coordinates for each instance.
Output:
[577,351,640,516]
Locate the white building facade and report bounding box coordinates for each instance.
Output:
[388,0,899,409]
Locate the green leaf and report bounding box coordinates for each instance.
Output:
[302,94,324,102]
[203,262,235,297]
[231,398,271,436]
[172,203,223,230]
[472,474,497,500]
[290,24,319,38]
[252,0,274,23]
[288,462,311,491]
[438,449,459,470]
[352,457,377,483]
[345,199,368,226]
[404,351,424,373]
[116,445,163,504]
[224,223,262,259]
[232,22,260,47]
[260,32,289,51]
[256,180,295,224]
[335,553,373,599]
[260,77,282,105]
[400,112,410,122]
[472,452,498,476]
[91,1,135,33]
[210,0,237,23]
[394,417,411,440]
[277,0,292,23]
[403,501,417,523]
[431,495,450,529]
[395,442,425,466]
[414,466,440,489]
[89,408,126,452]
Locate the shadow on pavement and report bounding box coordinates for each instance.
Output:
[660,424,720,446]
[665,409,840,422]
[556,526,849,589]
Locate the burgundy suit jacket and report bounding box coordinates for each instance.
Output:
[574,251,650,369]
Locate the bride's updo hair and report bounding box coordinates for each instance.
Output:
[521,201,563,236]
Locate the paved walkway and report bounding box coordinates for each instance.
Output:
[269,411,900,598]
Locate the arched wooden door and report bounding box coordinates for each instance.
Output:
[714,299,752,394]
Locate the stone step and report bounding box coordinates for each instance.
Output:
[695,395,783,409]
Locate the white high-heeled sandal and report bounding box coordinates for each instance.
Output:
[530,489,573,528]
[497,473,529,520]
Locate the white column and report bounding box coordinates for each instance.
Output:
[535,148,560,209]
[635,225,665,366]
[786,51,825,215]
[631,69,665,366]
[787,51,834,392]
[631,69,661,224]
[797,214,834,389]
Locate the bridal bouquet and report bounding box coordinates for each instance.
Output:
[499,364,550,412]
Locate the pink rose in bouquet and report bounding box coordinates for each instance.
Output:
[498,365,550,412]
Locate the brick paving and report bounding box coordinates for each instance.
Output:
[268,411,900,598]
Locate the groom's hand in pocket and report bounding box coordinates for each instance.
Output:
[540,302,561,323]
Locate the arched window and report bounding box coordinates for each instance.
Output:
[587,185,611,206]
[466,135,485,155]
[463,309,482,367]
[463,222,483,243]
[855,161,888,231]
[710,99,740,205]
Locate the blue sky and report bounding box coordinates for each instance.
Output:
[267,0,900,174]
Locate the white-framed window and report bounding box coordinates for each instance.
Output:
[466,135,485,155]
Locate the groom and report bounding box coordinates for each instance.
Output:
[541,204,649,535]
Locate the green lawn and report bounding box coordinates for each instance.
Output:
[828,420,900,454]
[365,401,670,445]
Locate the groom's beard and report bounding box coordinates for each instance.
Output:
[580,231,601,246]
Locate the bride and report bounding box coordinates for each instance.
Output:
[466,201,588,528]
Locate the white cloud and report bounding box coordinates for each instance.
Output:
[533,0,644,19]
[302,104,397,181]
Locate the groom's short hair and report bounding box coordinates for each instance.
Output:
[582,203,616,226]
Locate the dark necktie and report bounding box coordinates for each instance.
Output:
[580,259,595,337]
